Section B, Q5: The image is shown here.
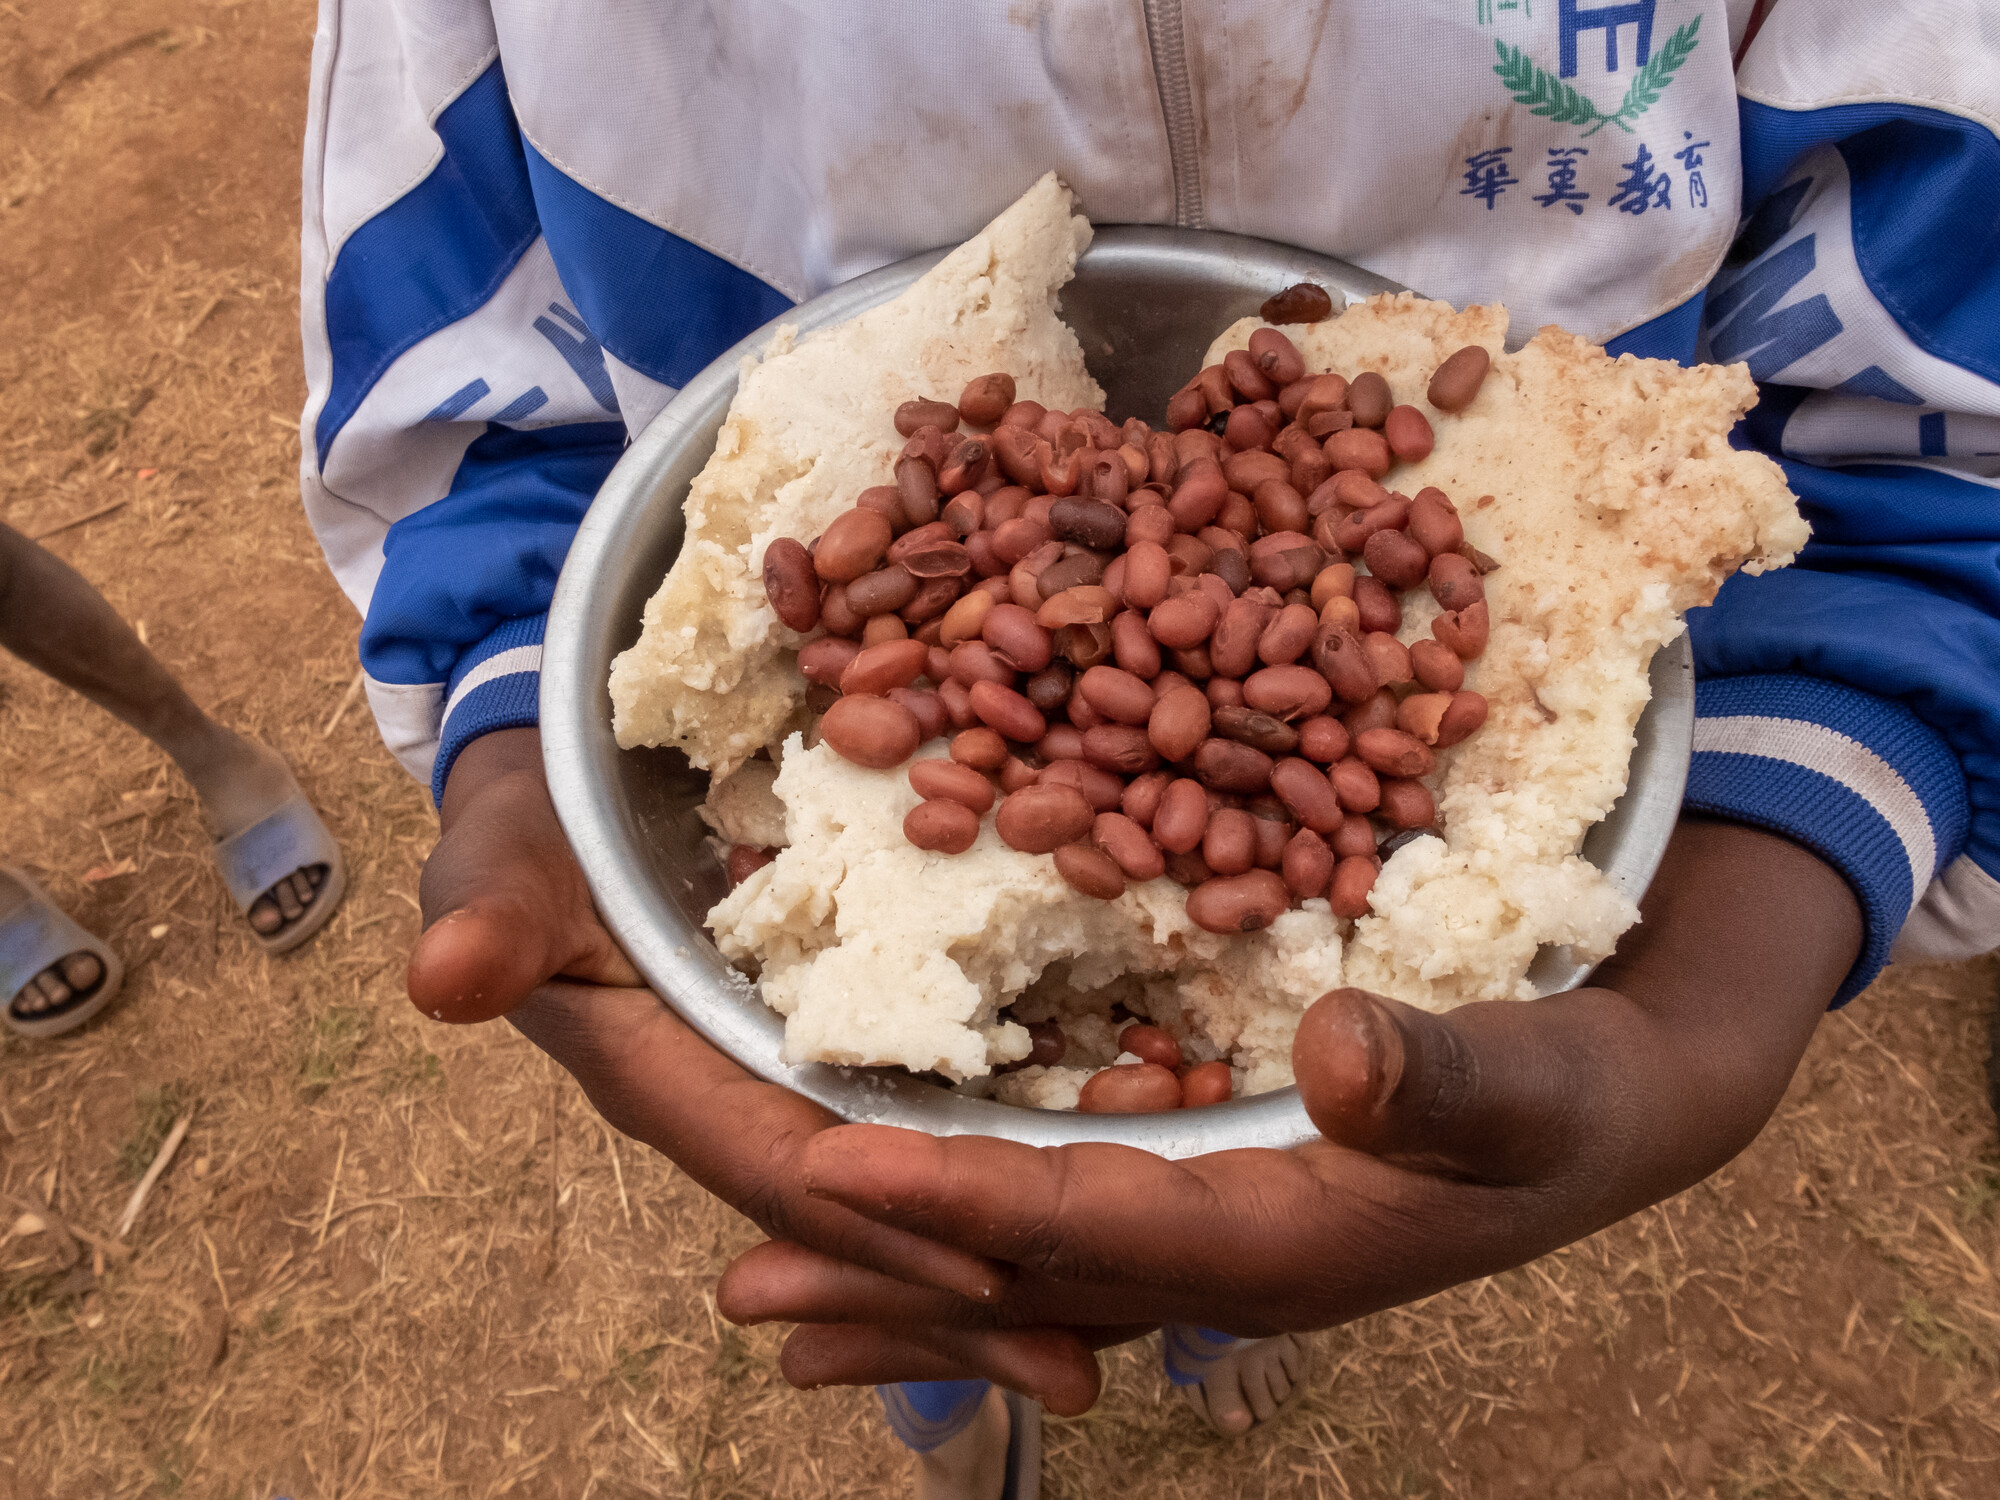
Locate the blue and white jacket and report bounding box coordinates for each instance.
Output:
[299,0,2000,999]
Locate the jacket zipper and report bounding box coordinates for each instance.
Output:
[1142,0,1206,227]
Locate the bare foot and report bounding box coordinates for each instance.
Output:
[180,733,327,941]
[0,871,107,1022]
[915,1387,1009,1500]
[1179,1333,1310,1437]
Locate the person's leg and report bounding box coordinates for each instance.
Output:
[0,523,326,981]
[880,1380,1010,1500]
[1163,1324,1310,1436]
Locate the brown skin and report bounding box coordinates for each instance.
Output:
[414,730,1860,1409]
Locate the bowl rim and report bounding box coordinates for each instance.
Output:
[541,224,1692,1159]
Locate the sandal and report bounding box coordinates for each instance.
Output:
[1,866,124,1039]
[212,778,346,954]
[1000,1390,1041,1500]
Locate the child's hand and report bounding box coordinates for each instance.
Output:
[409,729,1031,1339]
[712,820,1863,1402]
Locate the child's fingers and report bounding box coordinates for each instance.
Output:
[779,1322,1115,1416]
[510,981,1014,1305]
[719,1239,996,1328]
[1291,985,1645,1186]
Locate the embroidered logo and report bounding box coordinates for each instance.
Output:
[1491,8,1701,136]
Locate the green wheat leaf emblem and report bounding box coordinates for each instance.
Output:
[1492,13,1702,137]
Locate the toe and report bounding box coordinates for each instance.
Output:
[59,951,103,993]
[292,869,316,907]
[36,969,72,1007]
[12,979,45,1016]
[1204,1373,1255,1435]
[274,881,304,922]
[247,896,284,935]
[306,863,327,889]
[1259,1359,1292,1414]
[1243,1363,1279,1424]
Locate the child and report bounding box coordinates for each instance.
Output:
[299,1,1997,1492]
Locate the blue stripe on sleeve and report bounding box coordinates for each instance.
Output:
[432,613,547,804]
[1685,673,1967,1004]
[316,62,540,469]
[1604,288,1705,364]
[359,419,625,690]
[521,139,795,390]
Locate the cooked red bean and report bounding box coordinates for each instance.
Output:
[940,491,983,538]
[1312,625,1378,704]
[1363,631,1413,689]
[1024,663,1074,715]
[839,637,929,697]
[939,589,996,646]
[1249,326,1307,385]
[948,640,1015,688]
[1342,687,1400,736]
[1122,770,1172,829]
[981,603,1053,673]
[1081,725,1160,775]
[909,758,997,813]
[1427,345,1490,412]
[1355,727,1436,779]
[1409,638,1466,692]
[1093,811,1165,881]
[895,398,960,437]
[1185,869,1290,933]
[820,695,923,769]
[1432,600,1490,659]
[814,508,894,583]
[1079,665,1155,725]
[1242,663,1333,721]
[1270,756,1344,833]
[857,484,908,533]
[1259,282,1334,324]
[1110,610,1163,678]
[1180,1059,1234,1108]
[1118,1023,1183,1071]
[1377,778,1437,830]
[1435,690,1489,748]
[1383,404,1434,462]
[904,799,980,853]
[895,455,942,527]
[1325,428,1392,478]
[1035,723,1085,765]
[1332,813,1377,858]
[1330,756,1382,813]
[991,516,1054,567]
[1224,404,1277,452]
[900,574,961,625]
[951,727,1008,771]
[726,844,776,887]
[862,614,909,647]
[1282,828,1335,899]
[1118,538,1172,612]
[761,537,821,631]
[1054,622,1114,670]
[846,563,921,617]
[957,373,1015,426]
[1022,1019,1066,1067]
[1328,856,1379,918]
[798,635,861,688]
[968,680,1046,743]
[1396,691,1453,746]
[1148,591,1221,650]
[1298,715,1350,764]
[1037,584,1117,629]
[1193,738,1274,794]
[939,676,976,730]
[1223,349,1276,403]
[1257,602,1319,666]
[995,783,1094,853]
[1048,497,1126,551]
[1251,809,1291,870]
[1153,777,1210,853]
[1347,372,1393,429]
[1209,597,1269,678]
[1039,758,1124,813]
[1429,553,1484,612]
[1354,574,1402,635]
[997,756,1040,793]
[1202,808,1257,875]
[1054,842,1126,900]
[1078,1062,1183,1114]
[1212,705,1299,755]
[1408,488,1464,556]
[1362,528,1429,590]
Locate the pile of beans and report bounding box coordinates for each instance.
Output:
[757,322,1495,943]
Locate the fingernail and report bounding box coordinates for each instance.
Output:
[1359,994,1406,1113]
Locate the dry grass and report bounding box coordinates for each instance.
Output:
[3,3,2000,1497]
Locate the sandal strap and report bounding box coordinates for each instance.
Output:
[212,791,342,913]
[0,869,114,1004]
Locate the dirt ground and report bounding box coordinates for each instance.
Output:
[3,3,1999,1497]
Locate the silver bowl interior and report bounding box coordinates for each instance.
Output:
[542,227,1692,1159]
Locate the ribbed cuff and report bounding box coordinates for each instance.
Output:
[431,613,547,805]
[1685,673,1968,1005]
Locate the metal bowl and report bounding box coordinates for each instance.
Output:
[542,226,1693,1160]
